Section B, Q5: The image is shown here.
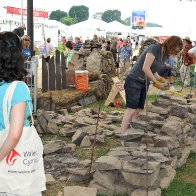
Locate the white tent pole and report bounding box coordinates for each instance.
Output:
[21,0,23,25]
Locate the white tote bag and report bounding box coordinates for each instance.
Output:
[0,81,46,195]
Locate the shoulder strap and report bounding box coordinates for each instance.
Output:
[23,83,34,126]
[3,81,18,127]
[3,81,34,128]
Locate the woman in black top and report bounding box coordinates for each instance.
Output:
[120,36,183,132]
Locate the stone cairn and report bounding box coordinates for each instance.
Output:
[67,39,116,78]
[66,40,116,99]
[35,95,196,195]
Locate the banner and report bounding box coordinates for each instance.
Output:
[7,6,48,19]
[131,10,146,30]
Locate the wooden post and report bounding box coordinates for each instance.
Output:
[56,50,61,90]
[42,57,48,92]
[61,52,67,89]
[49,56,55,90]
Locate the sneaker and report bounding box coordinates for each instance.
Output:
[169,86,177,91]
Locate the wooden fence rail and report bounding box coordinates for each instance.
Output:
[42,50,66,92]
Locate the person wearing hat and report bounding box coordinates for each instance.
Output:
[179,36,193,87]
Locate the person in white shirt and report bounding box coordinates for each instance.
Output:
[188,46,196,97]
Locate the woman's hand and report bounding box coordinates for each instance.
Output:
[153,81,169,90]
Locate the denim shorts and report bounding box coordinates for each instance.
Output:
[194,72,196,88]
[124,76,148,109]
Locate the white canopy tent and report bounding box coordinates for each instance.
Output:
[0,17,22,32]
[0,18,65,47]
[69,19,108,31]
[107,21,130,33]
[67,19,108,40]
[34,20,69,47]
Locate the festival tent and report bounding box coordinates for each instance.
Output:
[40,20,69,36]
[0,18,60,47]
[0,17,22,32]
[107,21,131,33]
[34,20,69,47]
[67,19,108,40]
[69,19,108,31]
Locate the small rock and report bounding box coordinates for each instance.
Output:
[80,136,91,147]
[72,130,87,146]
[46,173,56,185]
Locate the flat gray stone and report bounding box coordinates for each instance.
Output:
[95,156,121,170]
[64,186,97,196]
[119,128,144,141]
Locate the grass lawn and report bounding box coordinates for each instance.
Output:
[162,153,196,196]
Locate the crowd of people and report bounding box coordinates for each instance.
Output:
[60,34,137,78]
[59,34,196,134]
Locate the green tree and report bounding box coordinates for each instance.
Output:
[92,12,103,20]
[60,16,77,26]
[69,5,89,23]
[123,17,131,26]
[102,9,121,23]
[49,10,67,21]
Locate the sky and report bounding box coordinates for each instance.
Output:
[1,0,196,28]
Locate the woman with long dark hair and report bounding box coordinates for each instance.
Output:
[0,32,46,195]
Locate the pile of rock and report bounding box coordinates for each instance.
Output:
[35,95,196,195]
[35,106,123,183]
[89,96,196,195]
[68,49,116,77]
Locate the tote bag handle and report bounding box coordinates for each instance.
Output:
[3,81,34,128]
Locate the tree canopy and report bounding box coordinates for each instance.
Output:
[122,17,131,26]
[69,5,89,23]
[60,16,77,26]
[49,10,67,21]
[102,9,121,23]
[48,6,163,27]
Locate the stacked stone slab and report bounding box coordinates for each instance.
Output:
[89,96,196,195]
[36,108,123,183]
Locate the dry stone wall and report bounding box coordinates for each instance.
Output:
[35,95,196,195]
[89,96,196,195]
